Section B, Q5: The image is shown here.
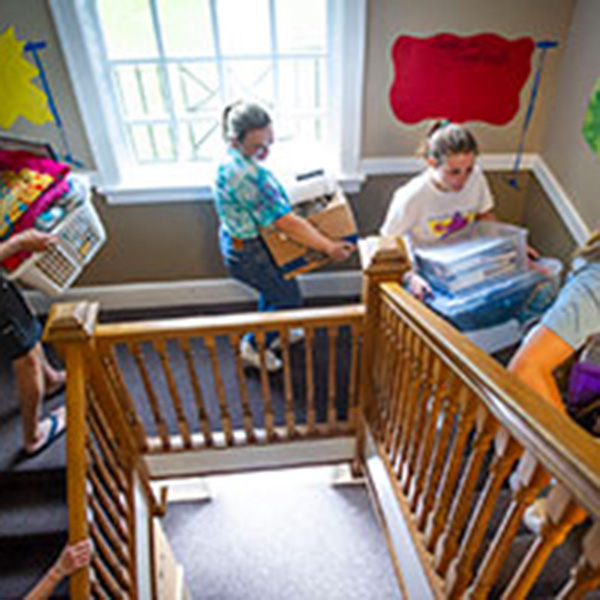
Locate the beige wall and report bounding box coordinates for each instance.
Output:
[542,0,600,231]
[0,0,581,286]
[362,0,575,157]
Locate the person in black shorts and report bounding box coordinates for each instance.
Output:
[0,230,66,457]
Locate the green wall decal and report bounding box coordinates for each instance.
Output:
[582,77,600,157]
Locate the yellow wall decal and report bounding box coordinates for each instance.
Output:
[0,26,53,129]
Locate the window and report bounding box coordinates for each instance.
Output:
[50,0,366,203]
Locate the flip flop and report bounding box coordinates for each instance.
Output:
[24,408,66,458]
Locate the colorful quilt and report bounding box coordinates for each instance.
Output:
[0,150,70,241]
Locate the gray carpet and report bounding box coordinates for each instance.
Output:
[162,465,403,600]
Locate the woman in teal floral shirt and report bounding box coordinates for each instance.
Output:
[215,101,354,372]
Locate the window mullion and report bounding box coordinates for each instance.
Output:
[269,0,280,112]
[209,0,226,106]
[148,0,179,160]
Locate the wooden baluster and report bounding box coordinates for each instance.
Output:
[89,468,129,542]
[416,380,466,530]
[129,342,171,450]
[229,334,256,444]
[465,453,550,599]
[502,484,587,599]
[305,327,316,434]
[371,301,389,420]
[557,520,600,599]
[95,346,149,453]
[154,339,193,449]
[90,524,131,591]
[401,344,435,492]
[90,495,130,564]
[347,322,361,427]
[378,304,397,427]
[435,406,497,576]
[87,441,130,520]
[327,326,339,432]
[180,337,215,447]
[445,429,522,599]
[91,578,110,600]
[408,366,454,511]
[383,317,406,449]
[204,335,235,446]
[390,327,420,465]
[393,332,424,471]
[88,401,129,493]
[424,387,478,550]
[92,553,124,599]
[386,320,412,455]
[255,330,276,441]
[276,328,296,438]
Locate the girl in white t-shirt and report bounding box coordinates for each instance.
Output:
[381,121,496,299]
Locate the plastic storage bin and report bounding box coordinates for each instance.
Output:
[425,258,562,332]
[7,199,106,296]
[413,221,527,294]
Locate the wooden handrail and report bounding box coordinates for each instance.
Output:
[93,305,365,343]
[380,282,600,518]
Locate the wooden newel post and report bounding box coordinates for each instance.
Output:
[354,236,410,474]
[44,302,100,600]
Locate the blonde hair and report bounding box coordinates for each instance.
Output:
[418,120,479,166]
[574,228,600,263]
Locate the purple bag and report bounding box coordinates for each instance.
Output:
[567,361,600,409]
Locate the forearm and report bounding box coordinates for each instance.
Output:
[509,361,565,412]
[0,237,20,262]
[274,213,334,254]
[25,564,63,600]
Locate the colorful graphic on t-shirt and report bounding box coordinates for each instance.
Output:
[427,211,476,239]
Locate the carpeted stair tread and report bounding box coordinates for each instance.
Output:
[0,488,67,542]
[0,539,69,599]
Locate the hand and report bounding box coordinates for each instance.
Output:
[325,240,356,262]
[54,539,93,578]
[405,271,432,300]
[526,245,540,260]
[12,230,59,254]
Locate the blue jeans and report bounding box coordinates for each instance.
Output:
[219,228,302,347]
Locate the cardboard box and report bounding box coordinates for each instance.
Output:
[261,189,358,279]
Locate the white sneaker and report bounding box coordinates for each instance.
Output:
[240,339,282,372]
[523,498,547,535]
[269,327,305,351]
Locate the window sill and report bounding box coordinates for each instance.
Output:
[97,168,365,205]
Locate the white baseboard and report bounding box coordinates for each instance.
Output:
[26,269,363,314]
[145,437,356,479]
[531,157,591,245]
[359,152,537,175]
[363,429,434,599]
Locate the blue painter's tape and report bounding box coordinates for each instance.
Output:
[536,40,558,49]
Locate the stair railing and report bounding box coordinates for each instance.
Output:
[358,238,600,599]
[44,300,365,598]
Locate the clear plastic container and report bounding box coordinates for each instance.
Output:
[413,221,528,294]
[425,257,562,332]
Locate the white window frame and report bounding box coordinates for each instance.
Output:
[49,0,366,204]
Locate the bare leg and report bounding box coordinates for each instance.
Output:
[13,344,45,450]
[33,344,66,396]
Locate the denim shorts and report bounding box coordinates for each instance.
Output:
[0,278,42,362]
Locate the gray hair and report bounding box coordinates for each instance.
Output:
[222,101,272,143]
